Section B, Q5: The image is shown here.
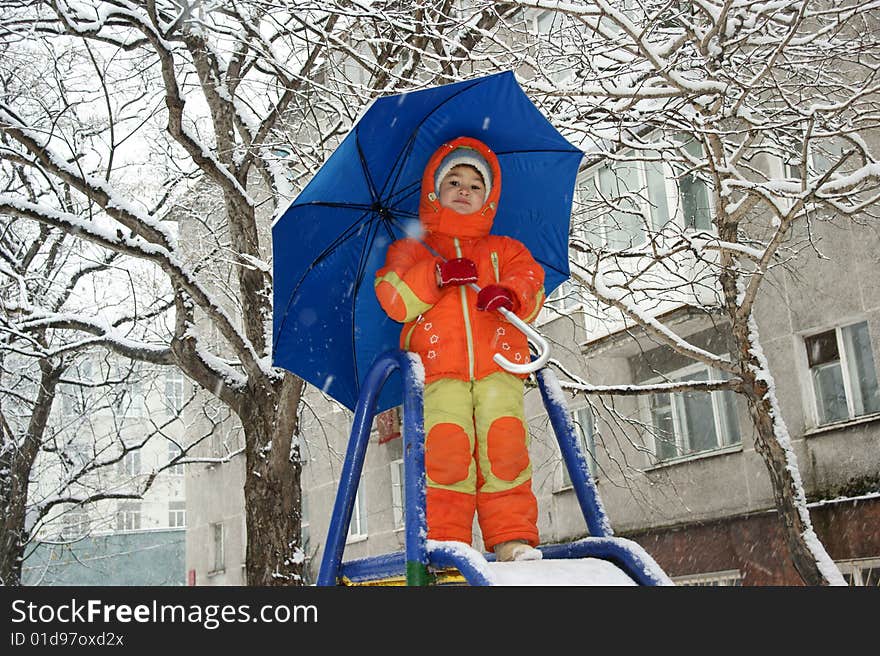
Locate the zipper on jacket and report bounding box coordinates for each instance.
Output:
[454,238,476,380]
[490,251,500,283]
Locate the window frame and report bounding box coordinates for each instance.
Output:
[119,450,141,478]
[546,278,582,313]
[116,501,142,532]
[164,369,185,417]
[346,481,368,542]
[559,405,598,489]
[60,508,90,540]
[673,569,743,586]
[575,144,714,255]
[168,501,186,528]
[836,557,880,586]
[210,522,225,573]
[802,320,880,428]
[782,136,848,181]
[61,359,94,418]
[167,441,185,476]
[390,458,405,531]
[641,361,742,464]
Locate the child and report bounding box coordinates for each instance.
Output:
[374,136,546,562]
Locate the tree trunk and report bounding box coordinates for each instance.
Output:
[0,361,60,585]
[0,452,30,586]
[242,373,305,585]
[732,316,844,585]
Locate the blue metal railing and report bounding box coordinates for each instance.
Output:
[316,350,427,586]
[316,349,670,586]
[535,367,614,539]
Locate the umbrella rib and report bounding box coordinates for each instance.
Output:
[349,216,383,388]
[379,132,418,202]
[397,77,486,148]
[377,77,486,208]
[384,179,420,208]
[292,200,374,211]
[355,128,380,203]
[272,208,378,357]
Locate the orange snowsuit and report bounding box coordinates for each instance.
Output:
[374,137,545,551]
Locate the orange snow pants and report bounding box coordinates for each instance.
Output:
[423,372,539,552]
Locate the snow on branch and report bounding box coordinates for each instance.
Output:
[0,106,176,250]
[571,262,736,374]
[0,196,264,384]
[560,377,741,396]
[16,311,173,364]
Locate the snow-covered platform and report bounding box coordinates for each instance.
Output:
[336,539,673,586]
[486,558,637,586]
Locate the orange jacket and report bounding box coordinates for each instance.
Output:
[374,137,545,384]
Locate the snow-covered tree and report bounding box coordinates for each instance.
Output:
[512,0,880,585]
[0,0,526,585]
[0,207,199,584]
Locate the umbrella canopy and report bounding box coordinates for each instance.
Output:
[272,71,583,413]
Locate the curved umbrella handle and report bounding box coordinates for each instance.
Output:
[493,306,551,374]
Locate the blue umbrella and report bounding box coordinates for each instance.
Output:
[272,71,583,413]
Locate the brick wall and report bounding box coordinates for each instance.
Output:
[626,497,880,585]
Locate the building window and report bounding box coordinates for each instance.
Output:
[119,450,141,477]
[167,441,185,476]
[164,369,185,416]
[547,278,582,312]
[805,321,880,426]
[837,557,880,586]
[531,9,558,34]
[390,459,405,530]
[60,508,90,540]
[61,359,93,418]
[675,139,712,231]
[110,362,143,418]
[347,481,368,541]
[562,406,597,487]
[646,364,741,462]
[577,144,712,252]
[66,442,91,469]
[578,156,671,252]
[210,522,225,572]
[674,569,743,586]
[116,502,141,532]
[783,136,847,180]
[168,501,186,528]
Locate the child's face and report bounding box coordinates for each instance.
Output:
[438,165,486,215]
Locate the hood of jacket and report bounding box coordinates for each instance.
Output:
[418,136,501,240]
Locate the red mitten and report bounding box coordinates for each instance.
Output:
[476,284,516,312]
[437,257,477,287]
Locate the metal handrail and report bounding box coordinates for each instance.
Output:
[316,349,428,586]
